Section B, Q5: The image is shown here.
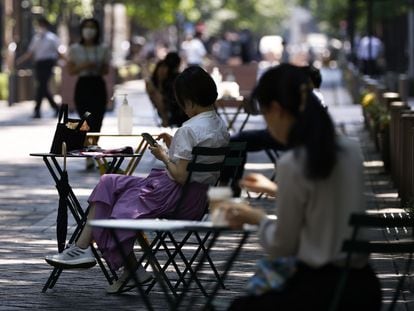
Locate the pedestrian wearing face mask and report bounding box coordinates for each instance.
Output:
[67,18,110,139]
[17,16,62,119]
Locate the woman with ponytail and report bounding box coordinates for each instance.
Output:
[222,64,381,310]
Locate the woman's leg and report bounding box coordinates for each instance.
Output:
[44,203,97,267]
[76,204,96,249]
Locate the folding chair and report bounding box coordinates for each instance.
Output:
[329,212,414,311]
[85,133,152,175]
[113,145,230,297]
[130,142,247,297]
[154,142,247,292]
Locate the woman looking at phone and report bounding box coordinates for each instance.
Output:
[44,66,229,293]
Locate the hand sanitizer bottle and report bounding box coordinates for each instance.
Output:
[211,67,222,85]
[117,94,133,134]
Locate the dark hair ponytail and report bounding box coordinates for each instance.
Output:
[289,91,337,179]
[253,64,337,180]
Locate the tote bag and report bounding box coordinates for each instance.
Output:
[50,104,91,154]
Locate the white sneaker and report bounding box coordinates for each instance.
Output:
[45,244,96,269]
[106,265,153,294]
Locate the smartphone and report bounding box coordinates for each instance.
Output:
[142,132,158,147]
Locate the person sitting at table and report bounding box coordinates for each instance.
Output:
[145,51,188,127]
[220,64,382,310]
[220,64,323,197]
[45,66,230,293]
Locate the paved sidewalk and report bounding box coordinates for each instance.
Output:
[0,79,412,310]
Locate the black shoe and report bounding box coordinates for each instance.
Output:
[54,105,60,117]
[33,111,41,119]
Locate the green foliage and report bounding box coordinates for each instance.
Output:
[301,0,410,36]
[361,91,390,132]
[28,0,291,37]
[124,0,181,29]
[0,73,9,100]
[31,0,85,23]
[124,0,289,36]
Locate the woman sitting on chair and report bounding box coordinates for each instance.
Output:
[145,52,188,127]
[45,66,230,293]
[220,64,382,310]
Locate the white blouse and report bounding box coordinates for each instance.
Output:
[68,43,110,77]
[168,110,229,184]
[259,137,367,268]
[28,31,60,61]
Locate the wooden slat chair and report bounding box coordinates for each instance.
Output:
[329,212,414,311]
[209,63,258,98]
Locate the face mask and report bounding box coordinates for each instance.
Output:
[36,27,46,35]
[82,28,97,40]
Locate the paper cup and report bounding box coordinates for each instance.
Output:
[208,187,232,226]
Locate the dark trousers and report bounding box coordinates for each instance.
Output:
[228,263,382,311]
[34,59,58,112]
[220,129,286,193]
[360,59,381,76]
[74,76,107,133]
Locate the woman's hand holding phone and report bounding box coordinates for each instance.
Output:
[142,132,158,146]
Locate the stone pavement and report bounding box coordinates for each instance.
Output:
[0,76,413,310]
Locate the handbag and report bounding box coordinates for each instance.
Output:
[246,257,297,296]
[50,104,91,154]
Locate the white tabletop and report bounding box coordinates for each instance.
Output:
[89,219,257,232]
[89,219,225,231]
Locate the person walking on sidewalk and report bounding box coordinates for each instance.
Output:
[17,16,61,119]
[67,18,110,134]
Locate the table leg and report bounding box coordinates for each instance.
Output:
[179,231,250,311]
[42,156,118,291]
[202,232,250,309]
[173,231,220,309]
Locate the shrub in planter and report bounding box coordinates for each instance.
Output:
[360,91,391,160]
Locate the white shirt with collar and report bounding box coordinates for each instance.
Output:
[168,110,230,184]
[28,30,60,61]
[357,36,383,60]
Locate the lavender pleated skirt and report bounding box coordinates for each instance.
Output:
[89,168,209,270]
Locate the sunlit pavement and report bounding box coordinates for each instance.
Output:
[0,73,412,310]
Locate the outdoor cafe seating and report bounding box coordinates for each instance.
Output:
[34,137,249,309]
[89,143,250,310]
[210,63,259,133]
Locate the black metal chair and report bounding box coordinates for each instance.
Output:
[330,212,414,311]
[141,145,230,297]
[141,142,247,297]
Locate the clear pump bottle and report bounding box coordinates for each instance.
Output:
[117,94,133,134]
